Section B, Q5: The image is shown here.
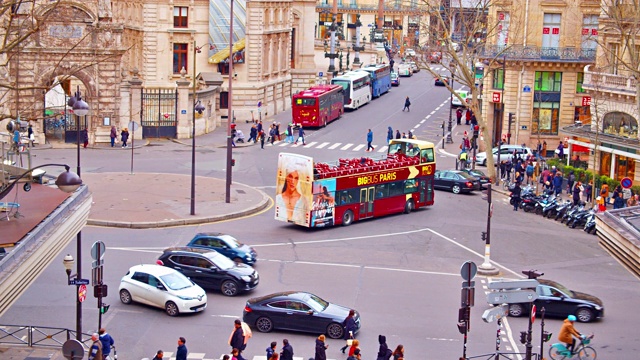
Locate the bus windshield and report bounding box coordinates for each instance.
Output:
[332,80,350,91]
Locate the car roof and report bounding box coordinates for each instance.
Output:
[128,264,177,276]
[247,291,310,304]
[195,232,225,237]
[163,246,220,257]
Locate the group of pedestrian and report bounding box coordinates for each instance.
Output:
[87,328,115,360]
[109,125,129,148]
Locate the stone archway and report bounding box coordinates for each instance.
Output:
[7,2,127,145]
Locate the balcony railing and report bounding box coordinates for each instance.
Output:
[583,65,638,96]
[316,3,423,12]
[479,45,596,63]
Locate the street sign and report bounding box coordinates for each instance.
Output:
[523,85,531,93]
[181,109,187,114]
[461,287,475,307]
[488,279,539,290]
[531,304,537,323]
[319,72,324,77]
[91,241,106,261]
[78,284,87,303]
[621,177,632,189]
[128,121,139,132]
[486,289,538,305]
[460,261,477,281]
[69,278,90,286]
[462,281,476,288]
[482,305,508,323]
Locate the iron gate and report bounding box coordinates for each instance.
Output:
[141,88,178,138]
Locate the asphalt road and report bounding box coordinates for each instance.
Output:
[2,68,640,360]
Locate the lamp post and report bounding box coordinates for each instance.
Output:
[68,87,89,342]
[226,0,235,204]
[352,14,364,66]
[191,42,204,215]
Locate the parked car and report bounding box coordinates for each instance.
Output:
[390,72,400,86]
[404,48,416,57]
[499,279,604,323]
[460,169,491,189]
[243,291,361,339]
[475,145,534,166]
[186,232,257,265]
[118,264,207,316]
[408,61,419,73]
[434,170,481,194]
[451,90,469,107]
[429,51,442,63]
[434,75,450,86]
[398,64,413,77]
[157,247,259,296]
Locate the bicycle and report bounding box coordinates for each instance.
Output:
[549,334,596,360]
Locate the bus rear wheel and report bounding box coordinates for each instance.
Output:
[342,210,354,226]
[404,200,414,214]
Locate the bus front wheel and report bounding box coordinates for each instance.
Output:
[404,200,414,214]
[342,210,354,226]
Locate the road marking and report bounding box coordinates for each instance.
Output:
[306,141,318,147]
[328,143,341,149]
[424,337,459,342]
[430,111,436,115]
[278,142,289,147]
[209,314,239,318]
[413,124,420,129]
[316,142,330,149]
[377,146,388,153]
[420,120,426,124]
[352,144,365,151]
[341,143,354,150]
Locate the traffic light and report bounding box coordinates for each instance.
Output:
[457,321,467,334]
[519,331,527,344]
[481,231,487,241]
[543,331,552,342]
[100,304,110,314]
[473,125,479,139]
[94,284,108,298]
[522,269,544,279]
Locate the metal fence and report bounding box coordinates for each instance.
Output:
[0,324,93,349]
[466,351,539,360]
[141,88,178,139]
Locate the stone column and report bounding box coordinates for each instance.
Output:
[128,69,143,140]
[176,69,192,139]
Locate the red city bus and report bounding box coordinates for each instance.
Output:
[292,85,344,128]
[275,139,436,227]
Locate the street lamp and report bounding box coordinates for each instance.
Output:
[226,0,235,204]
[0,164,81,201]
[191,42,204,215]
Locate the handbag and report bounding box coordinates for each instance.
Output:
[346,339,353,346]
[609,197,615,205]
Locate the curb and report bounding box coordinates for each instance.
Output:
[86,185,272,229]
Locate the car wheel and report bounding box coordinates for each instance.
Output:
[482,159,487,166]
[221,280,239,296]
[165,301,179,316]
[452,185,461,194]
[576,308,594,322]
[119,289,132,304]
[404,199,414,214]
[255,316,274,333]
[327,322,344,339]
[342,210,354,226]
[508,304,525,317]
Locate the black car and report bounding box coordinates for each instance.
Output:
[186,232,258,265]
[434,170,481,194]
[157,247,259,296]
[243,291,361,339]
[460,169,492,189]
[507,279,604,322]
[434,75,450,86]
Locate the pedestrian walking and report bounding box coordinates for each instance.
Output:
[512,181,522,211]
[229,319,247,360]
[249,125,258,143]
[110,125,117,147]
[266,341,277,360]
[347,348,361,360]
[275,122,281,141]
[553,172,563,196]
[82,128,89,148]
[280,339,294,360]
[402,96,411,112]
[573,181,583,206]
[556,141,564,159]
[376,335,392,360]
[340,309,358,353]
[260,129,265,149]
[392,345,404,360]
[315,335,328,360]
[269,125,276,146]
[585,180,593,203]
[99,328,115,359]
[88,333,103,360]
[152,350,164,360]
[121,127,130,148]
[27,124,35,147]
[295,125,305,145]
[387,126,393,143]
[408,130,414,139]
[176,337,188,360]
[613,191,625,209]
[395,130,401,139]
[456,108,463,125]
[567,171,576,194]
[348,340,360,357]
[465,109,472,125]
[366,129,374,152]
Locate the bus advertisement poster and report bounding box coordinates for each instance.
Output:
[311,179,336,227]
[275,153,314,226]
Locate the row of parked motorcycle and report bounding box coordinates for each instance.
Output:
[509,185,597,235]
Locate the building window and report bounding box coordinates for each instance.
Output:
[581,15,598,52]
[220,91,229,109]
[173,43,188,74]
[534,71,562,92]
[542,13,561,50]
[609,43,619,75]
[576,72,585,93]
[174,7,188,28]
[532,102,560,135]
[492,68,504,89]
[217,61,229,75]
[603,111,638,138]
[497,12,510,48]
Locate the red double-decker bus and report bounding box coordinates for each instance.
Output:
[292,85,344,128]
[275,139,436,227]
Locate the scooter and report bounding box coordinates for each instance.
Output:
[533,194,553,215]
[569,208,593,229]
[561,203,584,224]
[541,196,560,218]
[552,200,573,220]
[584,211,597,235]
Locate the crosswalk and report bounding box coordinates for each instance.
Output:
[260,140,391,153]
[159,353,336,360]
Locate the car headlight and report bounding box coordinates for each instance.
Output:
[241,275,252,282]
[594,305,603,310]
[245,254,253,259]
[177,295,195,300]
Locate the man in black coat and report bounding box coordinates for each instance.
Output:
[280,339,294,360]
[230,319,246,360]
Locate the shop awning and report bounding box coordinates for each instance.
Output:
[208,38,246,64]
[572,144,590,153]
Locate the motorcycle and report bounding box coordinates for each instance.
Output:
[584,211,597,235]
[561,203,584,224]
[533,194,553,215]
[541,196,560,218]
[569,207,592,229]
[552,200,573,220]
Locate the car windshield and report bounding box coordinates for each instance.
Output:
[220,234,242,248]
[551,281,574,297]
[306,293,329,312]
[204,252,235,270]
[159,272,193,290]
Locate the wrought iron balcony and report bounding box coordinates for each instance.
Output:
[582,65,638,96]
[479,45,596,63]
[316,3,422,12]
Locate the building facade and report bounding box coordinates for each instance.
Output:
[479,0,599,152]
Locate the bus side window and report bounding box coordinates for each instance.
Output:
[404,179,417,193]
[388,182,403,197]
[422,149,434,163]
[375,184,388,199]
[340,191,354,205]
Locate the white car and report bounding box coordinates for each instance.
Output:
[451,90,469,107]
[405,48,416,57]
[475,145,534,166]
[398,64,413,77]
[119,264,207,316]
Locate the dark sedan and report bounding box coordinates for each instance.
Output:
[434,170,481,194]
[507,279,604,322]
[243,291,361,339]
[187,232,257,265]
[434,75,450,86]
[460,169,492,189]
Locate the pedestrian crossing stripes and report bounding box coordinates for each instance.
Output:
[316,142,330,149]
[261,140,395,153]
[328,143,341,149]
[161,353,336,360]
